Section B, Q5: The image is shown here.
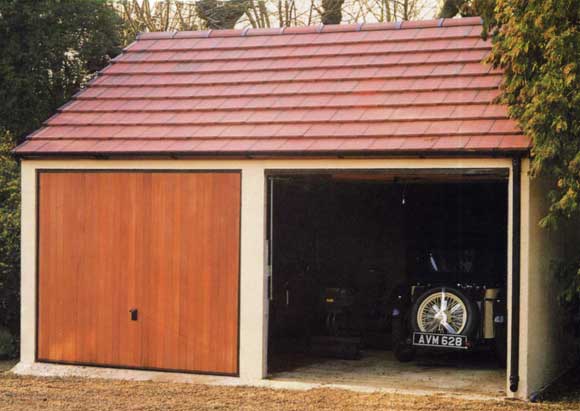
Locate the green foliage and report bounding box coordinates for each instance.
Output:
[0,1,124,357]
[553,258,580,339]
[0,326,16,359]
[483,0,580,226]
[0,0,123,141]
[0,131,20,355]
[482,0,580,334]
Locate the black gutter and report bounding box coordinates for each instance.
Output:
[12,149,530,161]
[510,155,522,393]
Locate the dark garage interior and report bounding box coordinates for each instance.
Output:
[267,171,508,394]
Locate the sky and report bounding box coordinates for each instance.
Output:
[137,0,443,23]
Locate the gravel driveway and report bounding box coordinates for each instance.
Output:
[1,362,578,411]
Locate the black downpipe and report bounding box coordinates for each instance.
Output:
[510,156,522,393]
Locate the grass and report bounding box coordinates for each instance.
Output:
[0,361,579,411]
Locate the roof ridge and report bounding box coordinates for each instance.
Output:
[136,17,483,41]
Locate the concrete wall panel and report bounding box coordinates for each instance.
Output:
[520,162,580,398]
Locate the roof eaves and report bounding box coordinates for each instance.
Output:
[13,147,530,160]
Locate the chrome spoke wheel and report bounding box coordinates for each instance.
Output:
[417,290,467,334]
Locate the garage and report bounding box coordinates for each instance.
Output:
[266,170,508,393]
[36,171,241,375]
[13,18,580,400]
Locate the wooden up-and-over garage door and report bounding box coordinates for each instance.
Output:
[37,171,241,375]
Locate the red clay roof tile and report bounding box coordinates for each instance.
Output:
[432,136,470,150]
[360,107,396,121]
[369,137,406,150]
[330,108,366,122]
[500,134,530,148]
[338,138,375,150]
[194,139,230,151]
[361,21,399,31]
[220,139,260,151]
[395,122,431,136]
[248,139,287,151]
[400,136,438,149]
[465,135,504,150]
[304,124,340,137]
[301,109,337,122]
[457,119,494,134]
[165,140,202,151]
[418,105,455,119]
[361,122,398,137]
[274,124,311,137]
[451,105,487,118]
[490,119,520,133]
[277,109,309,122]
[333,123,369,137]
[483,104,508,117]
[425,120,463,135]
[401,19,441,29]
[307,138,347,150]
[442,16,482,27]
[278,139,316,151]
[417,91,448,105]
[16,139,48,152]
[15,19,528,156]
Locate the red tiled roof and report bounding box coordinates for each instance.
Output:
[15,17,529,157]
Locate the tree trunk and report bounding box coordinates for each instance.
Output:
[195,0,248,29]
[321,0,345,24]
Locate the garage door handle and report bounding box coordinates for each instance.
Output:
[129,309,138,321]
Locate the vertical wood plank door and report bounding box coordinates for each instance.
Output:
[37,171,241,375]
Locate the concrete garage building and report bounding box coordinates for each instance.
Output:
[13,17,580,400]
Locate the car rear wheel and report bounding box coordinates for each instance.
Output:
[411,287,479,338]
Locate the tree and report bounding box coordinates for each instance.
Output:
[321,0,345,24]
[481,0,580,330]
[361,0,426,22]
[195,0,249,29]
[437,0,490,18]
[228,0,430,29]
[0,131,19,357]
[118,0,254,35]
[116,0,203,41]
[0,0,123,142]
[0,0,124,356]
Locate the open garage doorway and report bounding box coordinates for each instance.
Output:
[266,169,508,397]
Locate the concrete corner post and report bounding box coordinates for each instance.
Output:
[20,162,37,365]
[238,166,268,381]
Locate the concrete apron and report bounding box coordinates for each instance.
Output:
[12,362,508,402]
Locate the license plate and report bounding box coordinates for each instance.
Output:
[412,332,468,349]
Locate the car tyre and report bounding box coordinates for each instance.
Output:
[411,287,480,338]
